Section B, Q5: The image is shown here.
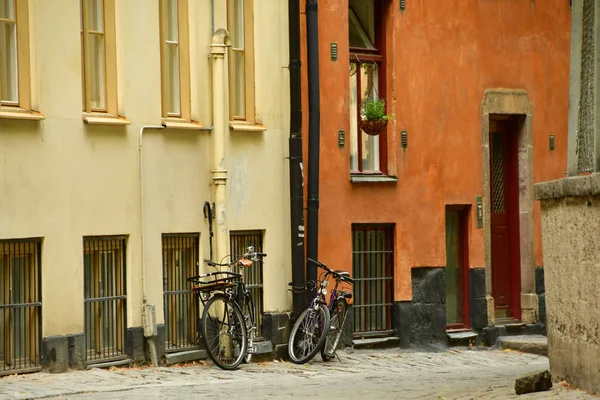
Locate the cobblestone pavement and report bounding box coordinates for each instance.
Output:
[0,348,597,399]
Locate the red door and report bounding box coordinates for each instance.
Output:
[489,119,521,321]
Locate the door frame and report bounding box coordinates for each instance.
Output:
[481,89,536,325]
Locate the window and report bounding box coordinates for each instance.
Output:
[159,0,190,121]
[162,234,199,352]
[349,2,388,174]
[0,239,41,375]
[83,236,126,364]
[227,0,255,123]
[352,224,394,337]
[0,0,32,112]
[80,0,117,117]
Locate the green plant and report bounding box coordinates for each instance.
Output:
[361,98,394,121]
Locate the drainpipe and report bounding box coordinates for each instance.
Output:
[139,124,164,367]
[288,0,305,317]
[210,29,231,263]
[305,0,321,293]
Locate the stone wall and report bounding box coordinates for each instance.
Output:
[536,175,600,394]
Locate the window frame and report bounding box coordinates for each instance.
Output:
[227,0,255,123]
[0,0,31,111]
[349,3,389,176]
[80,0,117,116]
[159,0,191,121]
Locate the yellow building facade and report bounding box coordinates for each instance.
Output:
[0,0,292,373]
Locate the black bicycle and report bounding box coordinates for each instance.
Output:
[287,258,353,364]
[187,246,266,370]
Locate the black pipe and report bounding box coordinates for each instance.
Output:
[203,201,214,260]
[305,0,320,296]
[288,0,306,318]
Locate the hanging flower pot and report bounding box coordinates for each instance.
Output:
[360,97,394,136]
[361,119,388,136]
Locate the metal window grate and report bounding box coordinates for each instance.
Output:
[578,0,596,173]
[230,231,263,337]
[491,132,505,213]
[83,236,127,364]
[162,234,199,352]
[352,224,394,337]
[0,239,42,376]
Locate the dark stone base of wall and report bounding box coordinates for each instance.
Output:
[42,333,85,372]
[391,268,447,348]
[536,267,546,326]
[125,327,146,363]
[262,312,291,346]
[470,268,488,330]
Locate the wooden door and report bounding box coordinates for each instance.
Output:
[489,120,521,321]
[445,208,470,329]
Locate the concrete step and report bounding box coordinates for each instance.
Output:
[165,349,207,365]
[447,330,479,346]
[87,358,134,370]
[496,334,548,356]
[353,336,400,349]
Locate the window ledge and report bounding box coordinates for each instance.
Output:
[229,121,267,132]
[83,114,130,125]
[350,174,399,183]
[162,118,206,130]
[0,108,45,121]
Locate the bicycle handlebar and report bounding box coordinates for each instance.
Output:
[307,258,354,284]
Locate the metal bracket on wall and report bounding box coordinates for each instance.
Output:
[401,131,408,148]
[400,0,406,10]
[203,201,215,260]
[338,130,345,147]
[476,196,483,229]
[330,43,338,61]
[549,135,555,151]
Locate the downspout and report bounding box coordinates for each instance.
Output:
[288,0,306,317]
[139,124,164,367]
[210,29,231,263]
[305,0,321,292]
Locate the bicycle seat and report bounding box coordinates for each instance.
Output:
[239,259,252,268]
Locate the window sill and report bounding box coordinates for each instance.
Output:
[162,118,206,130]
[83,113,130,125]
[229,121,267,132]
[0,108,45,121]
[350,174,399,183]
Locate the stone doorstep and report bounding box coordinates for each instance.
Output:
[87,358,135,370]
[353,336,400,349]
[165,349,207,365]
[447,330,479,340]
[497,335,548,357]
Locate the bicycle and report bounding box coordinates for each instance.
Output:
[287,258,353,364]
[187,246,266,370]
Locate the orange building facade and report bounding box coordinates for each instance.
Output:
[299,0,571,344]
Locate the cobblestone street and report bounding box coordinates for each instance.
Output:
[0,348,597,399]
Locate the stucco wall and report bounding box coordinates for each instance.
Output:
[0,0,291,341]
[537,176,600,393]
[300,0,570,301]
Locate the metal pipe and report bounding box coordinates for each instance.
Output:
[138,124,164,367]
[288,0,306,317]
[210,29,231,264]
[305,0,321,293]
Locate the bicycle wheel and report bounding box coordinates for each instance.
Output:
[241,292,256,364]
[321,298,348,361]
[288,302,330,364]
[201,294,247,370]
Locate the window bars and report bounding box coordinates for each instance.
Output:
[230,231,263,337]
[83,236,127,364]
[352,224,394,337]
[0,239,42,375]
[162,234,199,352]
